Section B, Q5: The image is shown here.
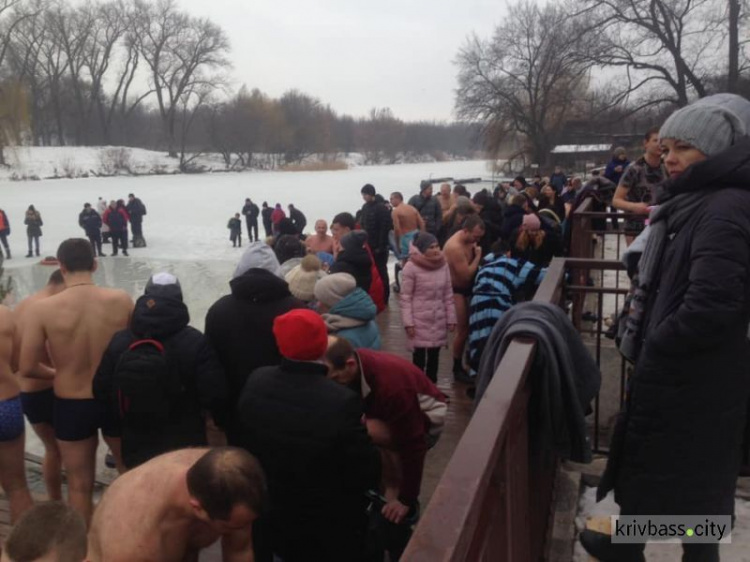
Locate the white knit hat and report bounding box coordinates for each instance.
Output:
[285,254,324,302]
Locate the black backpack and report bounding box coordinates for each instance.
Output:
[112,338,182,429]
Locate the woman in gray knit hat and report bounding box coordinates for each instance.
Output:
[583,99,750,562]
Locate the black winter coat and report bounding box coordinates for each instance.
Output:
[330,231,373,291]
[478,199,504,255]
[204,269,305,442]
[599,138,750,517]
[261,207,273,232]
[79,209,102,237]
[93,294,228,468]
[126,198,146,223]
[359,200,392,254]
[242,202,260,224]
[500,205,525,240]
[408,194,442,236]
[237,359,380,560]
[289,208,307,234]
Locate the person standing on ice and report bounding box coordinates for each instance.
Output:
[97,197,110,243]
[0,207,11,259]
[261,202,273,239]
[271,204,286,237]
[103,200,130,257]
[79,203,105,257]
[24,205,42,258]
[126,194,147,247]
[241,198,260,243]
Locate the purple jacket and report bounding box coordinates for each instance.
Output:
[399,245,457,349]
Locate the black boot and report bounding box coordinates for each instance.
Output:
[26,252,33,258]
[579,530,646,562]
[452,358,473,384]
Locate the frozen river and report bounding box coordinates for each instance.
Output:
[2,159,493,328]
[1,159,492,462]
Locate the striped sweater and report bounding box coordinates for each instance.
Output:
[468,254,546,373]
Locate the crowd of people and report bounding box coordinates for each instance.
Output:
[0,194,147,262]
[0,93,749,561]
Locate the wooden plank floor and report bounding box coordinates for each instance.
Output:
[0,296,475,542]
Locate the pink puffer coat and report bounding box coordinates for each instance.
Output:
[399,247,457,350]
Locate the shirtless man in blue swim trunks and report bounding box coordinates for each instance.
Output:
[12,269,65,501]
[19,238,133,526]
[0,304,33,523]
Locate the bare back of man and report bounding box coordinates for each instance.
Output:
[89,448,260,562]
[391,198,425,257]
[19,240,133,525]
[0,305,33,523]
[12,274,66,500]
[392,203,423,235]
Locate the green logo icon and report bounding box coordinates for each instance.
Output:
[687,529,694,537]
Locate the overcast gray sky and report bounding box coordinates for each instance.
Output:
[178,0,505,123]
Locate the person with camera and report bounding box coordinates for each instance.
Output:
[613,126,667,245]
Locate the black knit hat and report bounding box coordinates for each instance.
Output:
[361,184,376,196]
[413,232,438,254]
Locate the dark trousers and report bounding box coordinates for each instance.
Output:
[87,231,103,255]
[263,221,272,239]
[246,219,258,242]
[111,231,128,255]
[231,231,241,247]
[131,220,143,239]
[27,235,39,255]
[0,234,9,257]
[374,250,390,304]
[413,347,440,383]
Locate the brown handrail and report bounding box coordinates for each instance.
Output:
[402,258,569,562]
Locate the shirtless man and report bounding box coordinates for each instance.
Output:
[88,447,266,562]
[389,192,424,258]
[0,305,33,523]
[12,269,65,501]
[437,183,455,223]
[443,215,484,383]
[304,219,335,255]
[19,238,133,525]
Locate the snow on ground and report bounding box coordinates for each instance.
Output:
[0,159,493,271]
[8,158,493,463]
[0,145,455,181]
[574,487,750,561]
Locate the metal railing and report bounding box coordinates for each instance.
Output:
[402,259,567,562]
[402,201,638,560]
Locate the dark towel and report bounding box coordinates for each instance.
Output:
[474,301,601,463]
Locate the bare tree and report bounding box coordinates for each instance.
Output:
[79,0,129,143]
[132,0,229,156]
[573,0,724,107]
[456,0,594,165]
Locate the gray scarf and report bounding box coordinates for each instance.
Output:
[618,190,710,362]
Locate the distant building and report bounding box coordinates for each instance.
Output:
[550,144,612,173]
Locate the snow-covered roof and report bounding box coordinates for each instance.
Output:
[551,144,611,154]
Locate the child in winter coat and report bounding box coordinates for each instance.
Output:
[228,213,242,247]
[399,232,456,383]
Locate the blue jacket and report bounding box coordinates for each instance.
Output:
[323,288,381,350]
